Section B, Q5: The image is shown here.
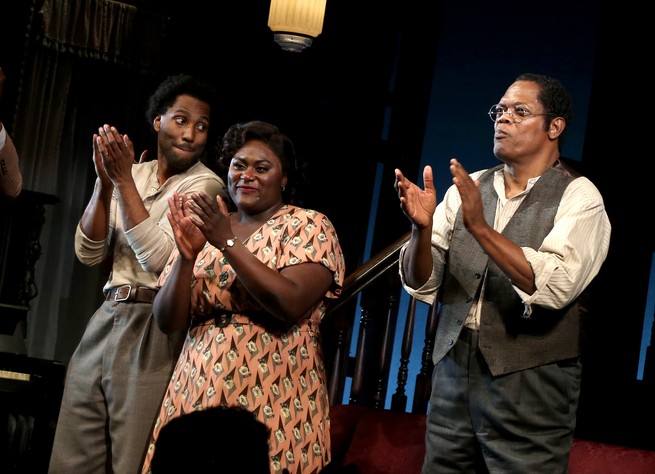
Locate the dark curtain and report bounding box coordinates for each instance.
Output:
[12,0,168,363]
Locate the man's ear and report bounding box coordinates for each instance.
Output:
[549,117,566,140]
[153,115,161,132]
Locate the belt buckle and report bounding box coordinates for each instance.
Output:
[215,313,230,328]
[115,285,132,302]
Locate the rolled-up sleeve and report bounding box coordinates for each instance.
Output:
[124,166,225,274]
[124,216,175,273]
[74,223,111,265]
[398,243,445,305]
[513,176,611,311]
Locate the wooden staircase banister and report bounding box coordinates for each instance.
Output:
[323,230,437,414]
[329,232,410,313]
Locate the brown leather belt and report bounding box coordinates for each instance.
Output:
[106,285,157,304]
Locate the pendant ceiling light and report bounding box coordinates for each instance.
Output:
[268,0,327,52]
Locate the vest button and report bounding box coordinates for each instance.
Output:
[466,296,473,302]
[475,272,482,279]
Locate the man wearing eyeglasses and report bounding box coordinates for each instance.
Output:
[394,73,611,473]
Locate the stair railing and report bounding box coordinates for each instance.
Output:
[323,231,437,414]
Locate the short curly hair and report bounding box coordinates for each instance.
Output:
[146,74,221,165]
[218,120,306,205]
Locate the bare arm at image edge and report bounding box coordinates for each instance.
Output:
[0,124,23,199]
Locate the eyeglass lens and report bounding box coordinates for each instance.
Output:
[488,104,548,123]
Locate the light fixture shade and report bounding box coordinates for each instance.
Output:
[268,0,327,52]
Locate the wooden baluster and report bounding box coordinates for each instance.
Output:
[391,297,417,412]
[372,285,400,409]
[349,306,371,405]
[412,301,439,414]
[327,313,350,407]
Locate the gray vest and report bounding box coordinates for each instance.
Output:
[433,162,586,375]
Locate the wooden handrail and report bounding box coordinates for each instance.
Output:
[329,232,410,313]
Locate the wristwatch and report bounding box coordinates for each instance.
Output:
[218,236,238,252]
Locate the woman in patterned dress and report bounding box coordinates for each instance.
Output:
[141,120,345,474]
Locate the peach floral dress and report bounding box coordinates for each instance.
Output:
[141,205,345,474]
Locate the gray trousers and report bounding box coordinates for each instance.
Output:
[48,300,184,474]
[421,327,581,474]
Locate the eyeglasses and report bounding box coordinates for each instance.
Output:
[487,104,553,124]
